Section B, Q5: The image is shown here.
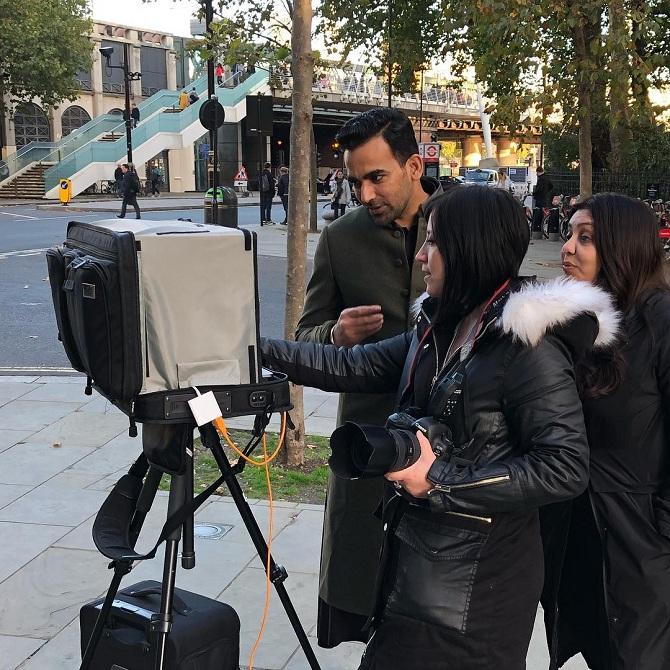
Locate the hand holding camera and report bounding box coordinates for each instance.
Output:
[385,430,436,498]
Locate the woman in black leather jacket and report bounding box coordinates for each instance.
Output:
[262,185,619,669]
[542,193,670,670]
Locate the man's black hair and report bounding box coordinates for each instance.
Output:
[335,108,419,165]
[424,185,529,320]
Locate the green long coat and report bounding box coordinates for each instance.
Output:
[295,178,440,621]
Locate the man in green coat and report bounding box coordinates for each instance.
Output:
[295,108,442,648]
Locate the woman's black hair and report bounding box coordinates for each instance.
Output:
[572,192,668,398]
[424,185,530,321]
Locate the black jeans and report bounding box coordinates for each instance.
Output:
[120,194,141,218]
[260,193,273,222]
[332,203,346,219]
[150,180,160,195]
[280,195,288,221]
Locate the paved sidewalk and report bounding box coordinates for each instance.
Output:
[30,193,331,214]
[0,375,587,670]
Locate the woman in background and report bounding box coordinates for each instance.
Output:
[543,193,670,669]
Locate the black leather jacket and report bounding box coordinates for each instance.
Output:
[261,277,619,649]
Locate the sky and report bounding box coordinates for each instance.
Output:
[90,0,200,37]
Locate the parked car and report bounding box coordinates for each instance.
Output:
[463,168,498,186]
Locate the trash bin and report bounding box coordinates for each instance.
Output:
[546,207,560,242]
[531,207,544,240]
[59,178,72,206]
[204,187,238,228]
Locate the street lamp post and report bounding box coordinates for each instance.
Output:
[100,44,141,163]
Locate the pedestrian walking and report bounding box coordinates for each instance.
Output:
[295,108,442,647]
[259,162,275,225]
[277,166,289,225]
[178,90,189,110]
[542,193,670,670]
[113,164,124,197]
[533,166,553,208]
[330,169,351,220]
[188,87,199,105]
[130,104,140,128]
[495,167,511,191]
[263,185,617,669]
[215,62,224,86]
[149,166,162,197]
[116,163,141,219]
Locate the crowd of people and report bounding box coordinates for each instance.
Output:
[257,107,670,670]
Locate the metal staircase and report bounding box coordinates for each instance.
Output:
[0,70,268,199]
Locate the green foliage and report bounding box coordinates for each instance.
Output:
[544,119,670,174]
[161,430,331,504]
[0,0,92,109]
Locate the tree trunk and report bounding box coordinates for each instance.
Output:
[574,16,594,198]
[310,123,318,233]
[630,0,652,120]
[607,0,634,172]
[283,0,313,466]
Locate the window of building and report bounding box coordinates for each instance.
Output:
[13,102,50,147]
[101,40,125,94]
[62,106,92,136]
[140,45,168,97]
[76,68,92,92]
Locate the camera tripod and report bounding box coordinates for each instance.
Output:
[80,417,322,670]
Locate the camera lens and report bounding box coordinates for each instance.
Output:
[329,422,421,479]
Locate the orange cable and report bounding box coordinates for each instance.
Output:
[247,433,275,669]
[209,413,286,669]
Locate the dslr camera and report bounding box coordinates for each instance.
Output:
[329,412,454,480]
[329,364,465,480]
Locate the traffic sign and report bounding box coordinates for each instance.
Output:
[419,142,440,163]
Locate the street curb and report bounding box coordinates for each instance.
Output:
[34,196,331,213]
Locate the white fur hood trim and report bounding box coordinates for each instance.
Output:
[498,277,620,347]
[411,292,429,320]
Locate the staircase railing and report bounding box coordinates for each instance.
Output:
[44,70,268,193]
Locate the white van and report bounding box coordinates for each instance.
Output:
[463,168,499,186]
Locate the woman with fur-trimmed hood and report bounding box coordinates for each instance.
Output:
[261,185,619,669]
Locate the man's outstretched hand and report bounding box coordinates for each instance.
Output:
[331,305,384,346]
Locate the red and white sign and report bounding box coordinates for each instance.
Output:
[419,142,441,163]
[234,166,248,190]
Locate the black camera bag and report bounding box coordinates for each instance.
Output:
[79,580,240,669]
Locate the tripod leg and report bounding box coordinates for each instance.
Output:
[181,435,196,569]
[81,458,161,670]
[205,435,322,670]
[79,561,133,670]
[153,441,191,670]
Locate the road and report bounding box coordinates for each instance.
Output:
[0,203,296,369]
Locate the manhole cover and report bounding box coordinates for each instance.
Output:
[193,523,233,540]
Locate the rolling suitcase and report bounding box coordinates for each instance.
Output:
[79,580,240,669]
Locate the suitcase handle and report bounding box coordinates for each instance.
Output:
[126,586,191,615]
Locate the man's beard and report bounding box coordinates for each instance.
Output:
[366,198,409,226]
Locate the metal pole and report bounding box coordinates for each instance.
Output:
[258,93,264,226]
[387,0,392,108]
[419,70,424,141]
[123,42,133,164]
[204,0,218,221]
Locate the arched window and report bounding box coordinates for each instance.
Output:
[13,102,50,147]
[109,108,124,116]
[61,105,91,137]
